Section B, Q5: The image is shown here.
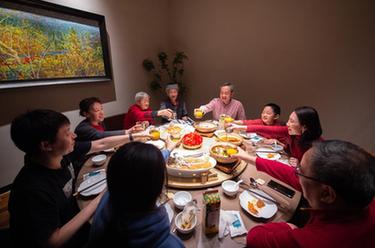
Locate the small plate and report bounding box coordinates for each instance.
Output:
[256,148,281,160]
[146,140,165,150]
[239,190,277,219]
[78,172,106,196]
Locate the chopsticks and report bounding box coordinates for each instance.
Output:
[256,150,280,154]
[246,188,279,205]
[73,177,106,197]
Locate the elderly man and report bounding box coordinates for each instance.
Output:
[123,91,173,129]
[233,140,375,247]
[198,82,246,120]
[160,83,188,123]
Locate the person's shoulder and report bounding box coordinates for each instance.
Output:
[11,165,51,194]
[232,98,244,105]
[75,119,91,131]
[128,104,138,111]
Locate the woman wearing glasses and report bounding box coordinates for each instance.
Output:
[233,140,375,247]
[229,106,322,166]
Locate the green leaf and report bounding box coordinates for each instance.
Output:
[150,80,162,91]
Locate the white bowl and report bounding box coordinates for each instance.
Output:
[91,154,107,166]
[173,191,192,210]
[222,180,239,196]
[175,211,197,234]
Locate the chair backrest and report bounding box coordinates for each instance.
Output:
[0,190,10,230]
[103,113,126,131]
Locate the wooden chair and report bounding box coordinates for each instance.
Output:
[0,190,11,247]
[0,190,10,230]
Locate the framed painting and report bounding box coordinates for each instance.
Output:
[0,0,112,89]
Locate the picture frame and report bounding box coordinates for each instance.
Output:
[0,0,112,89]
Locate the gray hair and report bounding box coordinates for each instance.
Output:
[220,82,234,92]
[310,140,375,208]
[166,83,179,93]
[135,92,149,102]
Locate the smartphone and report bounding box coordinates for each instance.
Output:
[267,180,295,198]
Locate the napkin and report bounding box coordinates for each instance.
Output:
[219,210,247,238]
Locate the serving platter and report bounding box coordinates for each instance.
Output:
[166,160,247,189]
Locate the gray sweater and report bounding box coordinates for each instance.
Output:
[75,119,125,141]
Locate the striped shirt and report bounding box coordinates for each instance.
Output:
[201,98,246,120]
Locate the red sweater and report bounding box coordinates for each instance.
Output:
[242,119,284,126]
[246,125,316,161]
[248,158,375,248]
[123,104,156,129]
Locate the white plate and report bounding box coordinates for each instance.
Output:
[256,148,281,160]
[239,132,257,139]
[239,190,278,219]
[146,140,165,150]
[77,172,107,196]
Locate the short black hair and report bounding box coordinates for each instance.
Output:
[294,106,322,150]
[107,142,166,213]
[310,140,375,208]
[79,97,101,117]
[11,109,70,154]
[264,103,281,116]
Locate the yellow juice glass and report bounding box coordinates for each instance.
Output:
[149,129,160,140]
[224,116,234,123]
[194,109,203,119]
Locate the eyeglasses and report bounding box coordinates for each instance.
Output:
[294,164,323,183]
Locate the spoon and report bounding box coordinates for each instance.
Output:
[249,177,258,188]
[235,179,243,189]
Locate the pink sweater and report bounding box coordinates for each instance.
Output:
[248,158,375,248]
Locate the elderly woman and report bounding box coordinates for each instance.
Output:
[160,83,188,123]
[123,92,173,129]
[232,140,375,247]
[75,97,142,141]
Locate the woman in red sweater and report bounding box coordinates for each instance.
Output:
[233,140,375,248]
[123,92,173,129]
[230,106,322,163]
[235,103,284,126]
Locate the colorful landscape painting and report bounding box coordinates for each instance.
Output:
[0,6,106,83]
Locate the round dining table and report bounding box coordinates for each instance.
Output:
[75,123,301,248]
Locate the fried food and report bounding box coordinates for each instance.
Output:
[247,201,258,214]
[256,199,265,208]
[267,153,275,158]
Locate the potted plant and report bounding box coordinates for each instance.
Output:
[142,51,188,95]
